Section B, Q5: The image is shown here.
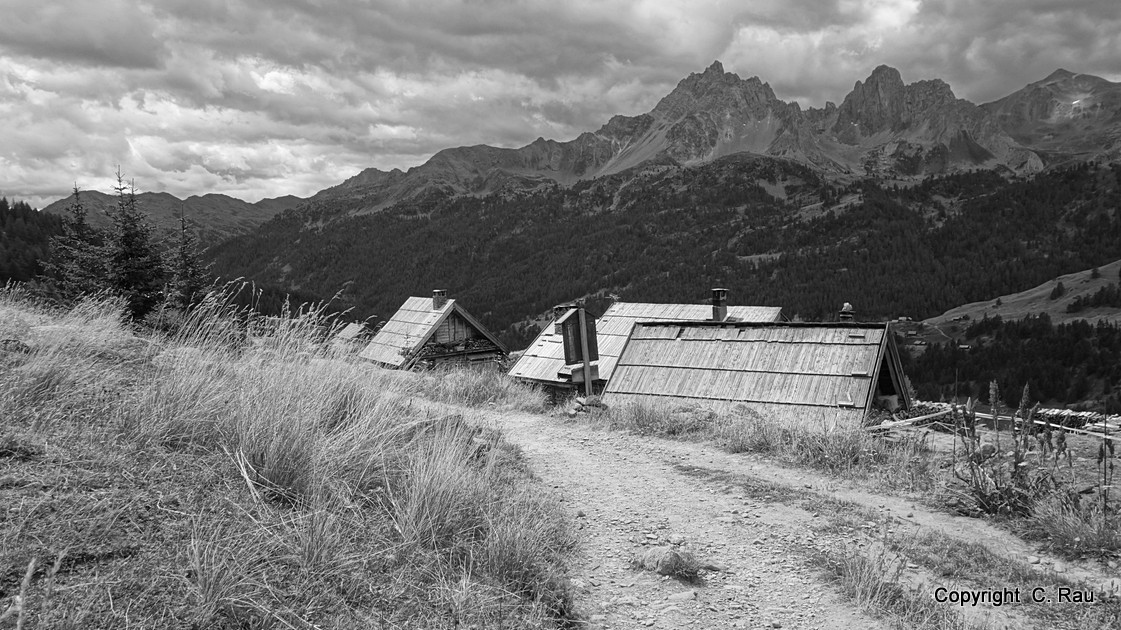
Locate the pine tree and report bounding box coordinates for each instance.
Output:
[42,185,107,298]
[106,169,166,319]
[164,208,211,310]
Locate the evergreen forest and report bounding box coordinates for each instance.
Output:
[209,158,1121,351]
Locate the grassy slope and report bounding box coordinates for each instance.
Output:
[0,288,574,629]
[926,259,1121,330]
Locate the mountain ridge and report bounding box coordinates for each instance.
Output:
[301,62,1121,217]
[40,190,303,244]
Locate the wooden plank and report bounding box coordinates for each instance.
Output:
[970,411,1121,443]
[865,409,951,431]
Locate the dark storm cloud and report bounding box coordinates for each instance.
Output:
[0,0,169,69]
[1,0,1118,208]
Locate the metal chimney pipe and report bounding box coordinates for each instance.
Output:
[712,288,728,321]
[432,289,448,310]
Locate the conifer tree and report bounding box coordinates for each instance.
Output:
[164,208,212,310]
[106,169,166,319]
[42,185,107,298]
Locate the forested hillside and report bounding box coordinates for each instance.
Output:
[0,197,62,283]
[209,158,1121,349]
[901,314,1121,413]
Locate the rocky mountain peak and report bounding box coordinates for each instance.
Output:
[652,60,780,122]
[703,60,725,76]
[304,63,1121,215]
[833,65,907,137]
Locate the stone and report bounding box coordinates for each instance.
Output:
[639,546,699,579]
[1027,556,1041,564]
[668,591,696,602]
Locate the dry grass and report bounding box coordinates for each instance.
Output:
[1027,493,1121,558]
[820,544,976,630]
[602,400,716,436]
[413,364,547,412]
[599,401,942,491]
[0,286,576,628]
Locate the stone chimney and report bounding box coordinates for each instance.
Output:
[839,302,855,322]
[432,289,448,310]
[712,288,728,321]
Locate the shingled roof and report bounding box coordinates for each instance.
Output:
[359,296,507,369]
[603,321,910,429]
[508,301,783,386]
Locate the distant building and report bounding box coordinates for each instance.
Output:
[359,290,507,369]
[508,289,782,394]
[604,321,911,429]
[328,322,373,353]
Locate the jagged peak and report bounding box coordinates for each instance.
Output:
[704,60,725,75]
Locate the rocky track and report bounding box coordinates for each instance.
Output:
[493,411,888,630]
[491,410,1121,630]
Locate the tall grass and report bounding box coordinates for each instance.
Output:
[0,285,575,628]
[1029,493,1121,557]
[414,363,547,411]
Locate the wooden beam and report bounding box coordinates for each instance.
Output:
[865,409,951,431]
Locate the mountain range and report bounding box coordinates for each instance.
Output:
[40,190,303,243]
[299,62,1121,216]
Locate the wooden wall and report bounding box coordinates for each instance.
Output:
[432,312,480,344]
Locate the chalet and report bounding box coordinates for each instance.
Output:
[508,289,782,394]
[603,321,911,429]
[358,290,507,369]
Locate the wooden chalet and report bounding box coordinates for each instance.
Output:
[508,289,783,393]
[359,290,507,369]
[603,321,911,429]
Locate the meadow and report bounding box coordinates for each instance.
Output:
[0,285,572,629]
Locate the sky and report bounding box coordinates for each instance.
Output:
[2,0,1119,209]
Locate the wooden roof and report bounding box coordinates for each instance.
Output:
[333,322,366,341]
[603,321,911,429]
[359,297,507,368]
[508,302,783,386]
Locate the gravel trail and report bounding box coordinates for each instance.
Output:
[493,411,890,630]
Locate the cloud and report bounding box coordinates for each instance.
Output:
[0,0,168,69]
[0,0,1119,209]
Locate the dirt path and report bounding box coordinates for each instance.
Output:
[489,410,1121,630]
[491,411,889,630]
